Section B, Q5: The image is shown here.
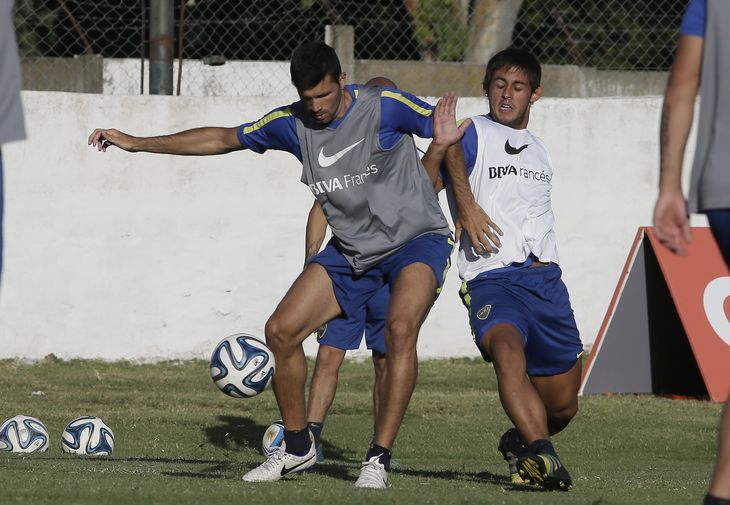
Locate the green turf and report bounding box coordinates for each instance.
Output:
[0,357,721,504]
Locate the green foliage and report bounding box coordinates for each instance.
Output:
[12,0,60,57]
[0,358,720,504]
[514,0,685,70]
[409,0,469,61]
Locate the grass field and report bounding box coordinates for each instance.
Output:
[0,356,721,504]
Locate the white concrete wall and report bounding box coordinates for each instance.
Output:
[0,91,700,361]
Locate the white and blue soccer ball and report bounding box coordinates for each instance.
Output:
[261,420,285,456]
[0,415,50,453]
[210,333,275,398]
[61,416,115,456]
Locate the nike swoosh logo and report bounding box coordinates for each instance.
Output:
[504,140,529,155]
[280,452,316,476]
[318,138,365,167]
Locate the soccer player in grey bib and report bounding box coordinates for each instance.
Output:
[88,41,484,488]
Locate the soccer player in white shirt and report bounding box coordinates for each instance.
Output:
[435,48,583,491]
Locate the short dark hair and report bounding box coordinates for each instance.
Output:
[290,41,342,92]
[483,47,541,93]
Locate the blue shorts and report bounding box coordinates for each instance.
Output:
[311,232,453,322]
[460,262,583,376]
[317,285,388,354]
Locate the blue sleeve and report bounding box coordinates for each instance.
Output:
[679,0,706,37]
[237,105,302,161]
[439,121,478,185]
[378,87,435,150]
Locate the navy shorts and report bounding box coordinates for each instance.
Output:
[317,285,388,354]
[460,262,583,376]
[311,232,454,322]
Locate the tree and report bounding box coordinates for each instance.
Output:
[464,0,524,63]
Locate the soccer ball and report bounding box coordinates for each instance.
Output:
[0,415,49,453]
[210,333,275,398]
[261,420,285,456]
[61,416,115,456]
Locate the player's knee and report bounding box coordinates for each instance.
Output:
[385,319,417,355]
[372,357,387,380]
[316,348,343,375]
[546,399,578,431]
[264,315,296,354]
[488,331,523,366]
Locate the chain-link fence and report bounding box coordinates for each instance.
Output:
[14,0,688,97]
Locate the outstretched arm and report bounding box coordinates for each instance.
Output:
[87,126,243,156]
[652,34,703,255]
[304,200,328,267]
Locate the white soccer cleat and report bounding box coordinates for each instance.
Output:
[242,439,317,482]
[354,456,390,489]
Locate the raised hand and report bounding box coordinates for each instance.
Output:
[433,92,471,148]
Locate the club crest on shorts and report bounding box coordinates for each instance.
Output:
[315,323,328,340]
[476,304,492,320]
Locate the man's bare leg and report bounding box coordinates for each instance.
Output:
[371,350,387,432]
[483,323,550,444]
[708,399,730,503]
[373,262,437,450]
[530,359,581,436]
[306,344,346,461]
[307,345,347,423]
[483,323,572,490]
[242,264,343,482]
[265,263,341,432]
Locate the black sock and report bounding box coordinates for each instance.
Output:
[529,438,557,458]
[308,422,323,447]
[366,443,392,471]
[705,494,730,505]
[283,427,311,456]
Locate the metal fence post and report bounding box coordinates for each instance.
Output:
[325,25,354,84]
[149,0,174,95]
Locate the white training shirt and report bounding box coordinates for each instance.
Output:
[445,114,559,282]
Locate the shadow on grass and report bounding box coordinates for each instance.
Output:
[160,459,235,480]
[161,470,227,479]
[388,466,546,492]
[204,415,353,461]
[204,415,265,451]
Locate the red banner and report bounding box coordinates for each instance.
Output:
[582,227,730,402]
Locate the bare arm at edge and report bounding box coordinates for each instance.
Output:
[652,34,703,255]
[87,126,243,156]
